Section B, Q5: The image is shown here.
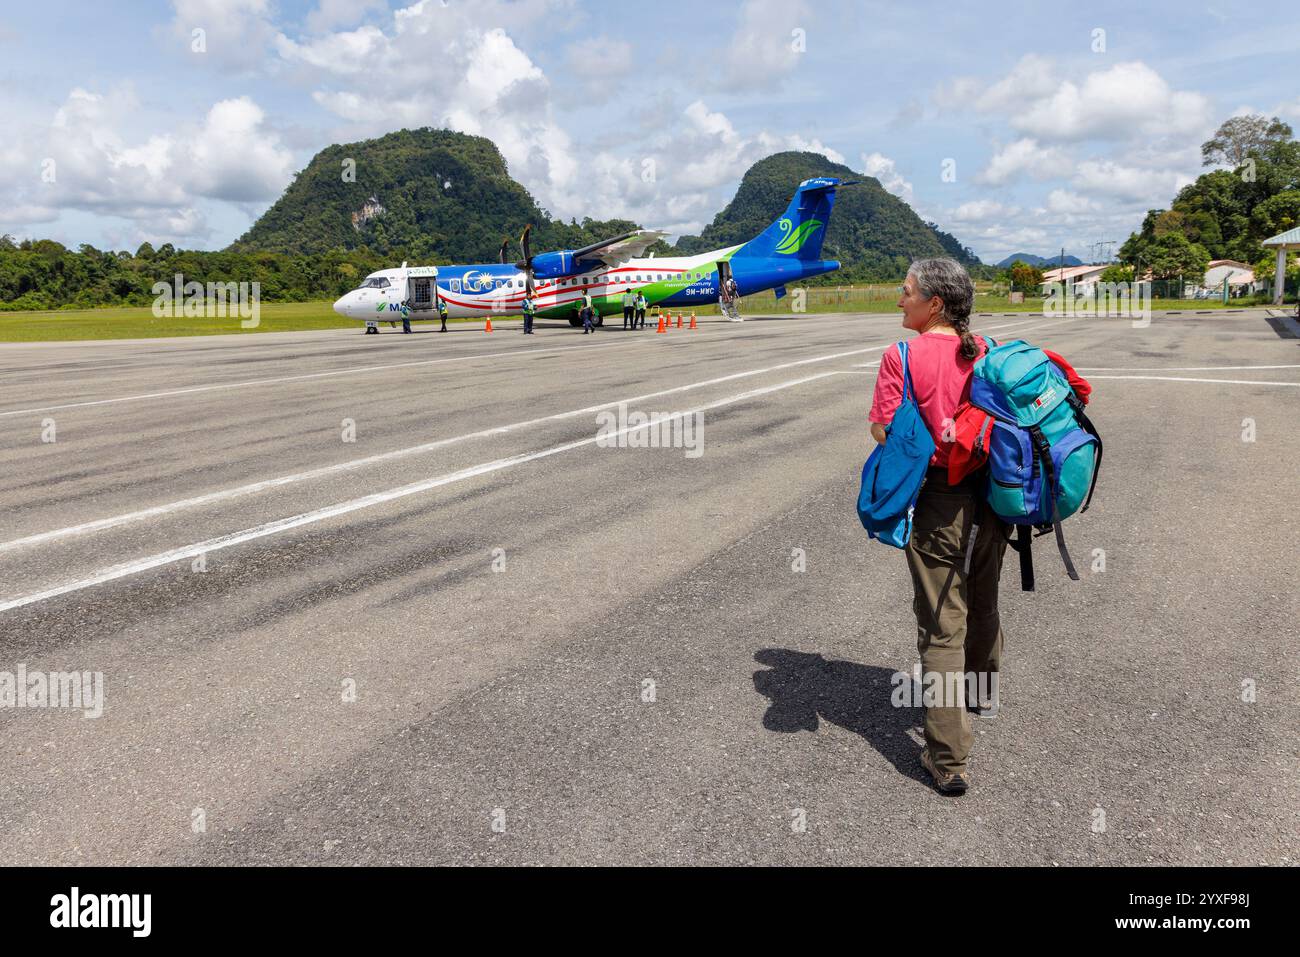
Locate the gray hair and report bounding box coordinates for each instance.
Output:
[907,258,974,323]
[907,257,978,358]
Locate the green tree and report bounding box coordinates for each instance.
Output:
[1008,260,1044,291]
[1250,189,1300,239]
[1201,114,1294,168]
[1148,233,1210,281]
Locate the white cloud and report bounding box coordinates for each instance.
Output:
[947,199,1020,223]
[276,3,841,235]
[935,55,1056,112]
[562,37,634,103]
[931,54,1219,261]
[1014,61,1212,142]
[721,0,811,90]
[305,0,388,34]
[186,98,297,204]
[1071,159,1194,203]
[942,56,1212,145]
[670,102,843,191]
[276,7,577,206]
[164,0,277,70]
[961,223,1053,257]
[0,86,293,246]
[1044,189,1101,215]
[860,152,913,204]
[275,25,387,74]
[976,138,1073,185]
[1276,97,1300,123]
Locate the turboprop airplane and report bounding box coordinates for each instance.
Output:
[332,177,850,332]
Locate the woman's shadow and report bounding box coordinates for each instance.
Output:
[752,649,929,785]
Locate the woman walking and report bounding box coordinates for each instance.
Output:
[868,258,1008,795]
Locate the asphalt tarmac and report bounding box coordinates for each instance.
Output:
[0,309,1295,865]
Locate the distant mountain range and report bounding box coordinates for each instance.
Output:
[233,128,982,280]
[995,252,1083,268]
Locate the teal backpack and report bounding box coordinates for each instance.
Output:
[969,340,1102,589]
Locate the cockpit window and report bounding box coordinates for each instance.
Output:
[359,277,391,289]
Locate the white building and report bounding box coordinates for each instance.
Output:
[1040,264,1110,295]
[1203,259,1259,297]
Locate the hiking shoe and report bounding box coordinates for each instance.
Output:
[920,747,970,795]
[967,701,1000,719]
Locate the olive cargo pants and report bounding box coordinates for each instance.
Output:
[904,473,1009,776]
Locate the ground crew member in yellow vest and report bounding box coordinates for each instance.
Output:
[521,293,535,334]
[635,292,647,329]
[622,288,636,329]
[438,299,449,332]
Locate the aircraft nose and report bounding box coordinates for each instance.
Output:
[333,294,350,316]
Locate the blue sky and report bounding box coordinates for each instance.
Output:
[2,0,1298,263]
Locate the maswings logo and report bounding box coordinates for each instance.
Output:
[774,218,823,255]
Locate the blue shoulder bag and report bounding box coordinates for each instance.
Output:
[856,340,935,548]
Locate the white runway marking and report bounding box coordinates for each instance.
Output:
[1078,364,1300,372]
[0,371,843,613]
[0,317,1055,554]
[1085,375,1300,387]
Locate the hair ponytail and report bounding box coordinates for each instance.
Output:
[951,314,979,360]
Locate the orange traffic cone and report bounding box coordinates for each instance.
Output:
[484,316,493,333]
[656,313,666,334]
[689,313,697,329]
[676,314,683,328]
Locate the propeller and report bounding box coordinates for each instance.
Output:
[498,239,510,265]
[518,224,535,296]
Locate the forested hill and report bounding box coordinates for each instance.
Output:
[231,128,640,262]
[673,151,981,280]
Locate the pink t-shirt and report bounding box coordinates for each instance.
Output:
[869,332,988,467]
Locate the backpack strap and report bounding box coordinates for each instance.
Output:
[1028,425,1081,581]
[1067,393,1104,513]
[963,521,981,575]
[1014,524,1035,591]
[899,340,914,402]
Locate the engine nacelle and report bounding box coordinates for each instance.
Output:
[529,250,577,279]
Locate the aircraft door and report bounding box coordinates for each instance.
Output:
[718,260,737,298]
[405,266,438,314]
[717,260,739,319]
[409,277,434,312]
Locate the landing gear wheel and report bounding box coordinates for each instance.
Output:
[569,316,583,327]
[364,325,379,334]
[596,315,604,327]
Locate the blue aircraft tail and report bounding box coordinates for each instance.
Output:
[733,177,844,261]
